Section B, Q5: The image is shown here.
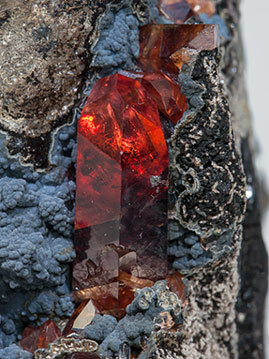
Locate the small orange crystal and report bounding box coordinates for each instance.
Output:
[159,0,216,24]
[159,0,195,23]
[20,320,61,354]
[167,271,187,305]
[139,24,219,74]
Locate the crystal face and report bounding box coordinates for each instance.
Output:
[159,0,216,24]
[20,320,61,354]
[140,72,188,125]
[63,299,98,336]
[119,70,188,129]
[139,24,219,74]
[159,0,195,23]
[73,74,169,315]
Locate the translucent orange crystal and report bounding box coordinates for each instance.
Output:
[139,24,219,74]
[20,320,61,354]
[159,0,216,24]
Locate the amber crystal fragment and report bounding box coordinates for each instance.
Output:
[119,70,187,129]
[63,300,98,336]
[139,24,219,74]
[73,74,169,314]
[159,0,215,24]
[20,320,61,354]
[159,0,195,23]
[167,271,187,306]
[140,72,187,125]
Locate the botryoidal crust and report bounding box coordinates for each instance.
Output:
[84,281,182,358]
[168,49,246,274]
[0,123,77,354]
[171,49,246,238]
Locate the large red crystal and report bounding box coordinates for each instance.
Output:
[139,24,219,75]
[73,74,169,314]
[20,320,61,354]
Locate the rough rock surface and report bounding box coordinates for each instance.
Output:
[172,49,246,238]
[156,236,241,358]
[0,0,110,167]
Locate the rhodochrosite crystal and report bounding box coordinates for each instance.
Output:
[159,0,215,24]
[73,73,169,314]
[139,24,219,75]
[20,320,61,354]
[140,72,188,126]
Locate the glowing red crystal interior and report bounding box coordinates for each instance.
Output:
[73,74,169,315]
[20,320,61,354]
[141,72,188,125]
[139,24,219,75]
[119,70,187,128]
[159,0,215,24]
